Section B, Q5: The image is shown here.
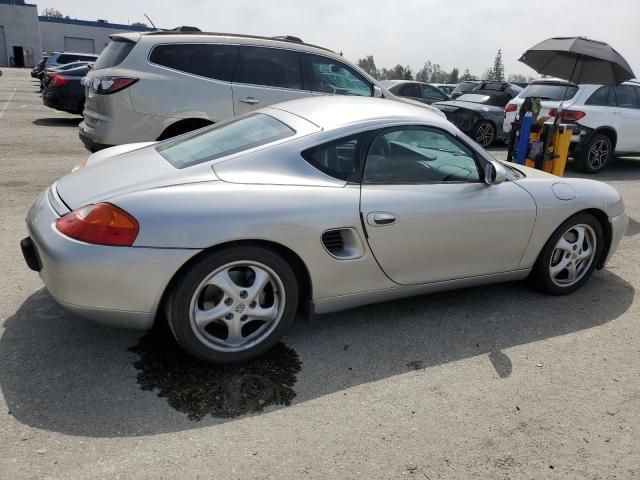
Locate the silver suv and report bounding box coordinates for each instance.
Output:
[80,32,435,151]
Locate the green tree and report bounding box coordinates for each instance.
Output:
[380,65,413,80]
[42,8,63,18]
[415,61,435,83]
[460,69,475,81]
[448,68,459,84]
[507,73,527,83]
[357,55,379,79]
[491,49,505,81]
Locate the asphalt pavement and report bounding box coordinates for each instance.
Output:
[1,68,639,479]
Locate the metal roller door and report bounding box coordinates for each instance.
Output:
[64,37,95,54]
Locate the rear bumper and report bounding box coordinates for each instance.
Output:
[43,89,83,115]
[78,127,113,152]
[23,188,200,330]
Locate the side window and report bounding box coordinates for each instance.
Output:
[302,137,360,181]
[305,54,373,97]
[399,83,421,98]
[585,86,614,106]
[422,85,447,101]
[149,44,239,82]
[236,46,302,90]
[614,85,639,109]
[363,127,481,184]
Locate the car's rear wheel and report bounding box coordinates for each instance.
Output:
[577,133,612,173]
[166,246,299,364]
[472,120,496,147]
[530,213,604,295]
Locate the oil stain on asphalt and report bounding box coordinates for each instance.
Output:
[129,325,301,421]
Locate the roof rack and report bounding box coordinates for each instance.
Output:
[143,30,335,53]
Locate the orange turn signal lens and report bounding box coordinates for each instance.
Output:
[56,203,139,246]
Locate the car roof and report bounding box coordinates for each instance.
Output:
[265,96,451,131]
[130,30,336,54]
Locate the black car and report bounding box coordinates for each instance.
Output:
[379,80,450,105]
[31,56,49,78]
[450,80,481,99]
[42,65,90,115]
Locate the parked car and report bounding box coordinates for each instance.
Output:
[451,80,481,99]
[22,96,627,364]
[31,56,49,78]
[44,51,99,70]
[79,31,444,151]
[41,61,91,89]
[379,80,450,104]
[432,83,457,95]
[433,86,521,147]
[42,64,90,115]
[504,79,640,173]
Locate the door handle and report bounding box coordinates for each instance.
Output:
[239,97,259,105]
[367,212,398,226]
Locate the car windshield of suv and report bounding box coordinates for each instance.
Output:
[157,114,295,168]
[519,83,579,101]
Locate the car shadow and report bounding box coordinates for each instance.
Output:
[32,117,82,127]
[0,270,633,438]
[565,156,640,181]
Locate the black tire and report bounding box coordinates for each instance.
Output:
[472,120,496,147]
[577,133,612,174]
[529,213,604,295]
[166,246,299,364]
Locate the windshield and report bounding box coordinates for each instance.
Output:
[157,114,295,168]
[519,83,579,101]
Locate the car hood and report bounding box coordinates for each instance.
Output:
[433,100,503,113]
[57,145,213,209]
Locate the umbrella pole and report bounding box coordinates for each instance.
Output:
[558,54,581,122]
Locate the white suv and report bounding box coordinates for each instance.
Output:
[79,31,440,151]
[503,79,640,173]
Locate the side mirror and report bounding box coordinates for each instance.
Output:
[484,161,507,185]
[373,85,383,98]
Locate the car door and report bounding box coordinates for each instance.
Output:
[232,46,312,115]
[610,85,640,152]
[421,84,449,104]
[360,126,536,285]
[304,53,374,98]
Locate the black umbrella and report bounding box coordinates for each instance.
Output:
[519,36,635,85]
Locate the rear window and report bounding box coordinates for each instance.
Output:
[94,40,135,70]
[58,54,98,64]
[157,114,295,168]
[519,83,578,101]
[149,43,239,82]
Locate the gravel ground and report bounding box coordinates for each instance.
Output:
[1,68,639,479]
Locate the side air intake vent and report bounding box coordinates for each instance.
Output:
[321,228,365,260]
[322,230,344,254]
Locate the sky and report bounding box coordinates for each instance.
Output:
[38,0,640,79]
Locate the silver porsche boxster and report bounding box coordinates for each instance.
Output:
[22,96,628,364]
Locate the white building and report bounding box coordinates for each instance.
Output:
[0,0,152,67]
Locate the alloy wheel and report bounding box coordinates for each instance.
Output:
[587,139,610,171]
[476,123,495,147]
[548,224,597,287]
[189,261,286,352]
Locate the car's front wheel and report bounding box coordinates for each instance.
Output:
[577,133,612,173]
[530,213,604,295]
[166,246,299,364]
[472,120,496,147]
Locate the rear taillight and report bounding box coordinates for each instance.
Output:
[92,77,138,95]
[48,73,70,88]
[56,203,139,246]
[549,108,586,121]
[504,103,517,113]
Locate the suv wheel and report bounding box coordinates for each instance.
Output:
[578,133,612,173]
